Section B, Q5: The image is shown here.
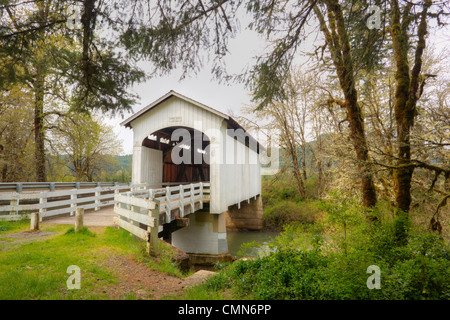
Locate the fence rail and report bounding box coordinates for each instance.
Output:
[0,181,205,193]
[0,181,124,193]
[113,182,210,255]
[0,183,148,221]
[118,182,210,224]
[113,195,160,256]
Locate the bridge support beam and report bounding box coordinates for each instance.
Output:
[171,211,228,255]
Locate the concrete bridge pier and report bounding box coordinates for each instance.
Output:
[171,211,232,265]
[170,195,264,265]
[225,195,264,231]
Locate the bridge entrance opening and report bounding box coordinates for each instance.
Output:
[142,126,210,185]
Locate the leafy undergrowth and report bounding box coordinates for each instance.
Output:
[184,198,450,300]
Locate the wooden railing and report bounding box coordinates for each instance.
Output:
[113,182,210,254]
[0,181,126,193]
[0,183,147,221]
[122,182,210,224]
[113,194,160,256]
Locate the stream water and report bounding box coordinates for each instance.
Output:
[226,231,279,258]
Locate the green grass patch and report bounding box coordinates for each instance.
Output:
[0,222,187,300]
[0,218,30,234]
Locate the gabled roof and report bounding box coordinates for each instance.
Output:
[121,90,264,153]
[121,90,229,128]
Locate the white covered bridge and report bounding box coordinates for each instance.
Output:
[119,90,265,259]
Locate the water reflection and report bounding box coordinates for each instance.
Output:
[226,231,279,257]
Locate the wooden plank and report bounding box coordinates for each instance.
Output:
[114,206,156,227]
[44,206,76,217]
[113,217,149,241]
[0,193,20,201]
[73,195,102,204]
[43,193,114,207]
[44,198,76,208]
[114,194,156,210]
[38,189,77,198]
[98,200,116,207]
[0,204,40,212]
[149,200,160,256]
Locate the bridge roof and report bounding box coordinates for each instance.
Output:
[121,90,264,153]
[121,90,230,128]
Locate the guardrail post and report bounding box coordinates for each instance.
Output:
[165,186,171,222]
[39,196,46,222]
[199,182,204,209]
[70,193,77,216]
[30,212,40,231]
[148,200,160,257]
[190,183,195,213]
[95,187,101,211]
[10,198,18,215]
[179,185,184,217]
[75,208,84,232]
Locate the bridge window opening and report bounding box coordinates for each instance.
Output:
[142,126,210,184]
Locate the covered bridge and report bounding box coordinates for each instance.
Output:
[120,90,264,257]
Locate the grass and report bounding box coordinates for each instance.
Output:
[0,218,31,233]
[0,219,188,300]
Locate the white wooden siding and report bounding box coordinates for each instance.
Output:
[132,146,163,186]
[131,96,223,147]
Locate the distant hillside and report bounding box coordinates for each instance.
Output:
[106,154,132,174]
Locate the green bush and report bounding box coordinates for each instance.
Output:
[263,200,317,230]
[262,182,300,207]
[202,199,450,300]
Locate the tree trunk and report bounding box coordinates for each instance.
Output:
[301,143,307,184]
[81,0,97,101]
[315,1,377,208]
[317,159,324,199]
[34,68,46,182]
[285,134,306,198]
[390,0,431,212]
[291,151,306,198]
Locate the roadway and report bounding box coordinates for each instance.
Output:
[46,206,116,227]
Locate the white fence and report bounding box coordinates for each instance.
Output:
[0,183,147,221]
[113,182,210,255]
[113,195,160,256]
[115,182,210,225]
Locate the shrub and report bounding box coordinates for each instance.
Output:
[202,200,450,300]
[263,200,317,230]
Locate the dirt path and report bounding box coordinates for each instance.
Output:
[99,254,215,299]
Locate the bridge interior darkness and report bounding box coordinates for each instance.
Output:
[142,127,210,184]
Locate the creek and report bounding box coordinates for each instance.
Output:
[226,231,279,258]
